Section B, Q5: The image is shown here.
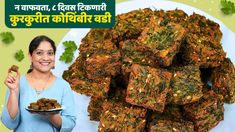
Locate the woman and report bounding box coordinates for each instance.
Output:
[1,35,76,132]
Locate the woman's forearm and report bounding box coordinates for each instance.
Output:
[7,90,19,119]
[48,114,62,130]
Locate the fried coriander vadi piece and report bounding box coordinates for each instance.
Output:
[153,9,188,28]
[62,57,111,99]
[148,105,194,132]
[87,98,117,122]
[79,29,113,53]
[183,90,224,120]
[120,39,156,75]
[138,15,186,67]
[148,104,184,123]
[80,39,122,80]
[98,103,147,132]
[8,65,19,77]
[28,98,61,110]
[148,119,194,132]
[9,65,19,73]
[80,39,116,57]
[100,90,129,119]
[165,9,189,27]
[167,65,203,105]
[84,50,121,80]
[211,58,235,103]
[186,13,222,44]
[120,39,156,88]
[112,8,153,41]
[194,110,224,132]
[62,56,85,83]
[183,91,224,132]
[87,97,105,121]
[182,13,226,68]
[9,65,19,72]
[126,64,172,112]
[68,75,111,99]
[87,88,127,121]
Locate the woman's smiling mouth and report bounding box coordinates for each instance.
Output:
[39,62,51,66]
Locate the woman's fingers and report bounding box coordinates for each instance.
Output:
[4,66,20,90]
[4,73,18,87]
[6,74,16,83]
[6,78,14,83]
[5,76,14,83]
[9,74,16,81]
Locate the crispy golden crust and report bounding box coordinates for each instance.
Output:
[183,91,223,119]
[148,104,184,123]
[211,58,235,103]
[138,16,186,67]
[167,66,203,105]
[63,57,111,98]
[194,110,223,132]
[165,9,189,27]
[112,8,153,40]
[182,13,226,68]
[87,97,105,121]
[120,39,156,74]
[148,105,194,132]
[79,29,113,53]
[98,104,147,132]
[126,64,172,112]
[149,119,194,132]
[183,91,224,131]
[70,76,111,98]
[84,51,121,80]
[88,88,128,121]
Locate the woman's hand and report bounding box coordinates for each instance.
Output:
[47,113,62,130]
[5,67,20,119]
[35,113,61,130]
[4,69,20,93]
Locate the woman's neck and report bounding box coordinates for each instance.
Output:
[29,70,51,80]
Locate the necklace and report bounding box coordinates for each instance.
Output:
[31,73,51,96]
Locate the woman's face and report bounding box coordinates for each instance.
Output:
[29,41,55,73]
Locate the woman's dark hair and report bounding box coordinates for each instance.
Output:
[27,35,56,73]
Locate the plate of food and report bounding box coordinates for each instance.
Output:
[52,0,235,132]
[25,107,63,114]
[25,98,63,114]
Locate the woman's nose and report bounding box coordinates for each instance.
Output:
[42,53,50,60]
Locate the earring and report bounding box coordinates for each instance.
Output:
[30,63,33,69]
[52,66,55,69]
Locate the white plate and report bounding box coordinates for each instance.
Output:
[25,106,64,114]
[52,0,235,132]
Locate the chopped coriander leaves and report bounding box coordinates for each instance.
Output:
[15,49,24,62]
[59,41,78,63]
[221,0,235,15]
[0,32,15,44]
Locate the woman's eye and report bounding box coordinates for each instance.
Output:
[36,51,43,55]
[48,51,54,56]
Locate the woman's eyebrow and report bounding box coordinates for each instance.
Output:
[35,49,53,51]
